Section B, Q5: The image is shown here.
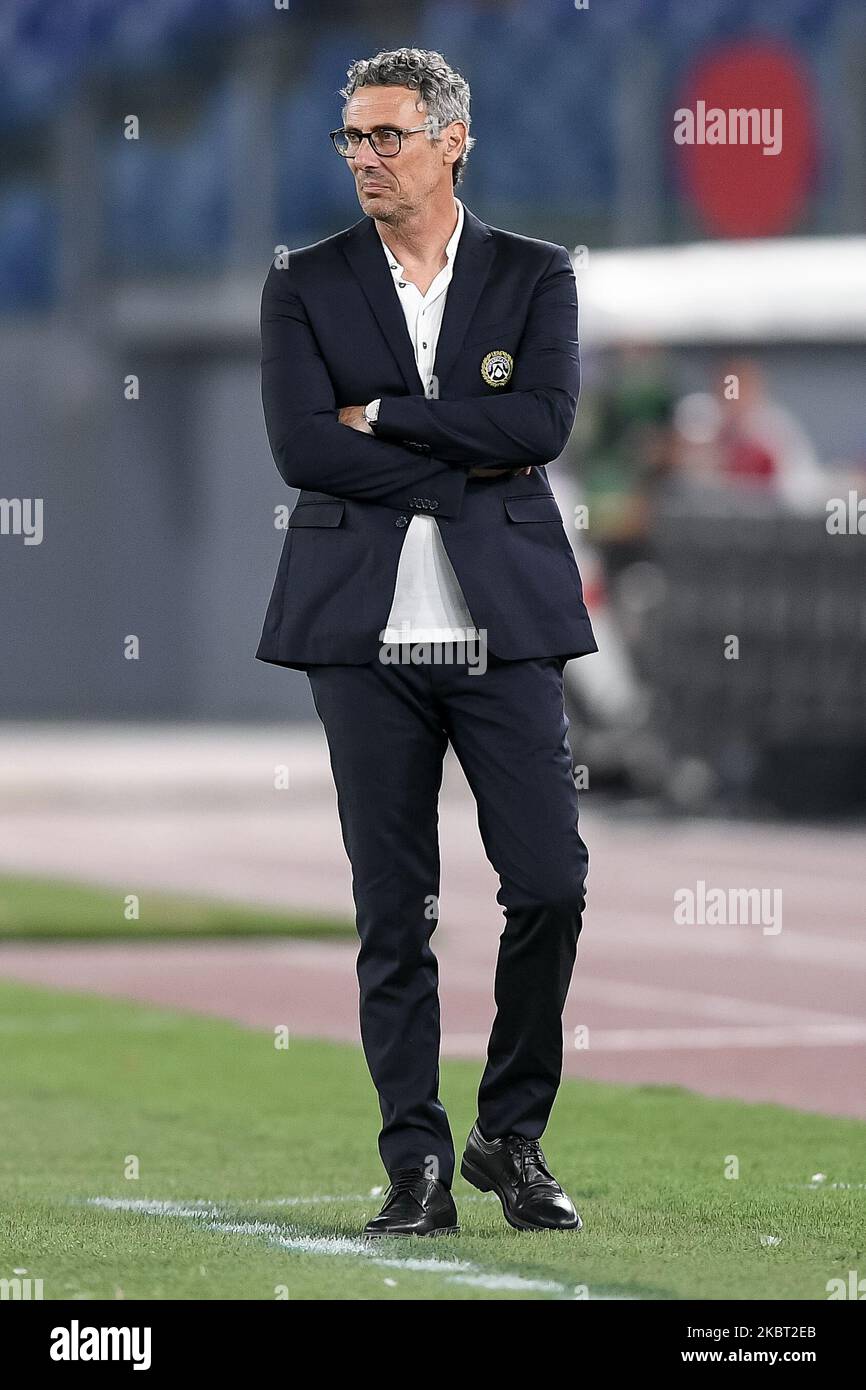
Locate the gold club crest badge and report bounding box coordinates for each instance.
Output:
[480,349,513,387]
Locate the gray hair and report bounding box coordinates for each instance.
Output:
[340,47,475,187]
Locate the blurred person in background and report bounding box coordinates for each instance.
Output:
[716,359,826,512]
[257,47,597,1240]
[673,359,826,513]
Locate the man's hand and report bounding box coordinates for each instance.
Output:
[338,405,373,434]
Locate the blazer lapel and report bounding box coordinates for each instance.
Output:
[341,203,497,397]
[342,217,424,394]
[431,204,496,392]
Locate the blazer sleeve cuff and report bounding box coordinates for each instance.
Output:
[374,395,427,444]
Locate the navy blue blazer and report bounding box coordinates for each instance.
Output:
[256,202,598,670]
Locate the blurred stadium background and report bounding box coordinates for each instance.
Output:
[2,0,865,811]
[1,0,865,1301]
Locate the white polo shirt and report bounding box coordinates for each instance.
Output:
[372,197,479,643]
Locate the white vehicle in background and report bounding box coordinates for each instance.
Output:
[549,234,866,798]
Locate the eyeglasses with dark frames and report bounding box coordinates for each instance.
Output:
[329,124,432,158]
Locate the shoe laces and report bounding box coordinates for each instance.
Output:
[387,1167,428,1204]
[505,1136,554,1186]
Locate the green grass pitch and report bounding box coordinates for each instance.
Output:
[0,980,863,1300]
[0,876,354,940]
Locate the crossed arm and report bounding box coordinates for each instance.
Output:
[261,262,468,516]
[261,244,579,511]
[337,404,530,479]
[342,244,581,471]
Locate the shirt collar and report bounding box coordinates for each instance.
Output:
[378,198,464,276]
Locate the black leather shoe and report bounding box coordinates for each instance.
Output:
[362,1167,460,1238]
[461,1122,582,1231]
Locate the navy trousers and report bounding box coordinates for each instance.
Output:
[307,646,589,1187]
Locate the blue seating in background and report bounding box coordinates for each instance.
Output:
[0,0,855,308]
[104,88,231,273]
[0,184,55,309]
[275,78,361,243]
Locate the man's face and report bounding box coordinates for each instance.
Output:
[342,85,462,221]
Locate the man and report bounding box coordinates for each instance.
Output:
[257,48,597,1237]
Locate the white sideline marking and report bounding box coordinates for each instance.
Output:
[443,1022,866,1054]
[796,1181,866,1191]
[86,1197,631,1299]
[231,1193,490,1207]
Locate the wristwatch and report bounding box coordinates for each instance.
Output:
[364,399,381,433]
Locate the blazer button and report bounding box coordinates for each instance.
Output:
[396,515,408,527]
